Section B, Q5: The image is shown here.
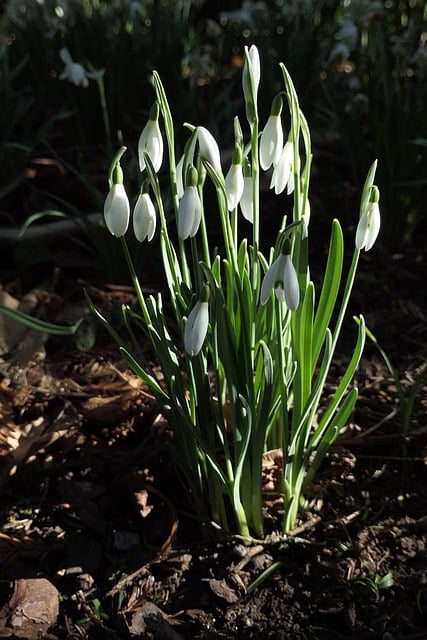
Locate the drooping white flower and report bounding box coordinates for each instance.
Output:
[260,95,284,170]
[240,174,254,223]
[184,290,209,356]
[133,191,156,242]
[260,253,300,310]
[197,126,222,173]
[104,182,130,237]
[178,186,202,239]
[270,140,294,195]
[225,147,244,211]
[138,102,163,172]
[355,187,381,251]
[242,44,261,115]
[59,48,104,87]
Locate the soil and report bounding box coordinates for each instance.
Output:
[0,160,426,639]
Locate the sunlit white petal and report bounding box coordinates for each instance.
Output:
[355,202,380,251]
[133,192,156,242]
[240,176,254,223]
[178,186,202,240]
[184,301,209,356]
[138,120,163,172]
[260,253,300,310]
[260,115,283,170]
[197,126,221,173]
[270,141,293,195]
[104,184,130,237]
[225,163,244,211]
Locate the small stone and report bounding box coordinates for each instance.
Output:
[5,578,59,639]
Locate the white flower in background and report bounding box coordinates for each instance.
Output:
[225,147,244,211]
[138,102,163,172]
[260,94,284,170]
[184,289,210,356]
[240,170,254,223]
[178,166,202,240]
[355,186,380,251]
[242,44,261,113]
[270,140,294,195]
[133,191,156,242]
[260,252,300,310]
[104,172,130,238]
[197,126,222,173]
[59,48,104,87]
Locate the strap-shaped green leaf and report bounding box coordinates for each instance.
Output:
[312,219,344,368]
[0,302,82,336]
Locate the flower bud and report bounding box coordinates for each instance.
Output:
[355,186,380,251]
[242,45,260,121]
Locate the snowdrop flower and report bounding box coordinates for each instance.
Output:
[260,250,300,310]
[184,287,210,356]
[355,186,380,251]
[138,102,163,173]
[133,188,156,242]
[197,126,222,173]
[225,147,244,211]
[301,198,311,239]
[239,161,254,223]
[260,94,284,170]
[178,166,202,240]
[104,165,130,237]
[242,44,260,119]
[59,47,104,87]
[270,140,294,195]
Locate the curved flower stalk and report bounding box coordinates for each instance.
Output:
[138,102,163,172]
[178,166,202,239]
[133,186,156,242]
[260,94,284,170]
[270,139,294,195]
[104,161,130,237]
[356,186,380,251]
[260,248,300,310]
[225,147,244,211]
[184,287,210,356]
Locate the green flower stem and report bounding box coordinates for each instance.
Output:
[120,237,151,326]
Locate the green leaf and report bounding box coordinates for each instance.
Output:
[312,219,344,367]
[0,303,82,336]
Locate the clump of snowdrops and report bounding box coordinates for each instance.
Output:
[96,46,380,540]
